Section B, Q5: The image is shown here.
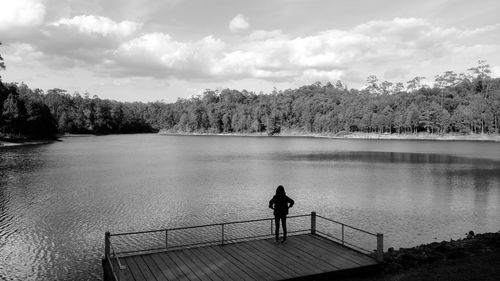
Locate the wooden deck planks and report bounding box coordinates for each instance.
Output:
[201,244,256,281]
[220,242,283,281]
[242,239,301,277]
[156,252,191,281]
[166,250,203,281]
[233,241,295,279]
[292,235,362,269]
[260,238,336,273]
[124,257,147,281]
[307,236,374,268]
[119,234,378,281]
[306,235,376,267]
[298,234,362,264]
[214,244,270,280]
[142,254,175,281]
[183,249,226,281]
[243,240,305,277]
[277,237,344,271]
[134,255,160,281]
[189,247,235,281]
[251,239,324,275]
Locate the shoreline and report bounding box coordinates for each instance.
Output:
[0,140,53,148]
[158,131,500,142]
[0,135,55,148]
[2,132,499,147]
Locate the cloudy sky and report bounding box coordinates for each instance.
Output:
[1,0,499,102]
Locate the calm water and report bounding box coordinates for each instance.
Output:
[1,134,500,280]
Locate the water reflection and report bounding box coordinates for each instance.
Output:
[276,150,500,166]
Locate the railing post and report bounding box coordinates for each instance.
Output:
[105,231,110,258]
[165,230,168,249]
[118,267,124,281]
[376,233,384,262]
[270,219,273,235]
[342,224,345,245]
[118,262,128,281]
[221,224,225,245]
[311,212,316,235]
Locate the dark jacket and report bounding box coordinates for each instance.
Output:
[269,194,294,216]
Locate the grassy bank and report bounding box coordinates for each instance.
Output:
[346,231,500,281]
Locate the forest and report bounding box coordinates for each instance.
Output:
[1,53,499,140]
[155,61,500,136]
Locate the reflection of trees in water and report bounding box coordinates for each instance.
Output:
[1,147,45,172]
[0,147,47,244]
[443,164,500,187]
[0,151,18,244]
[436,158,500,231]
[283,150,500,227]
[0,177,17,245]
[469,167,499,225]
[278,151,499,165]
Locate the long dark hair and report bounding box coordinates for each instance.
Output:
[276,185,285,196]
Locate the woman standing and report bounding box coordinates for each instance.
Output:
[269,185,294,243]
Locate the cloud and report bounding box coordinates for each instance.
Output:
[229,14,250,33]
[384,67,410,80]
[247,30,287,41]
[112,33,226,78]
[0,0,46,31]
[3,43,43,63]
[491,66,500,78]
[100,18,500,83]
[300,69,344,83]
[10,15,144,68]
[50,15,141,37]
[6,16,499,85]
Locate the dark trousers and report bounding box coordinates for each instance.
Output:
[274,214,287,241]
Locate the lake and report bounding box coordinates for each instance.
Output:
[1,134,499,280]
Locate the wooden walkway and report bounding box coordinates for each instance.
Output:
[109,234,379,281]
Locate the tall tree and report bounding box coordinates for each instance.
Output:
[365,75,380,94]
[435,71,460,107]
[406,76,426,92]
[380,81,394,95]
[2,93,24,135]
[468,60,492,96]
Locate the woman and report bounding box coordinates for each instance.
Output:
[269,185,294,242]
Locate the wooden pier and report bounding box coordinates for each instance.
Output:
[103,213,384,281]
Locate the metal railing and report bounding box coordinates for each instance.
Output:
[106,214,310,257]
[104,212,384,272]
[314,214,383,261]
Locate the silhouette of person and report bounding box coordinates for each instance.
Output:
[269,185,294,242]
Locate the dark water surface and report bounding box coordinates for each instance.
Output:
[1,134,499,280]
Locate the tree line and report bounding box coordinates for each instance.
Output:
[148,61,500,136]
[0,83,157,139]
[1,58,500,140]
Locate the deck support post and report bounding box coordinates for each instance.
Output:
[311,212,316,235]
[221,223,225,245]
[105,231,110,258]
[376,233,384,262]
